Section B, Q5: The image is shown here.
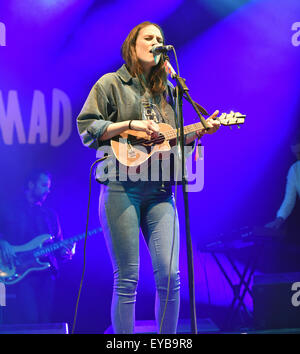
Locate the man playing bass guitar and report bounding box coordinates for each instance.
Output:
[0,170,74,324]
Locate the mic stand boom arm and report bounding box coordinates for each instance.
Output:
[174,75,209,129]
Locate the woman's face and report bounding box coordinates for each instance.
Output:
[135,24,164,73]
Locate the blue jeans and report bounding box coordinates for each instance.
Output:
[99,180,180,334]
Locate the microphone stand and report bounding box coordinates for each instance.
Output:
[166,59,209,334]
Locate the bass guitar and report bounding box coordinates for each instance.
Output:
[0,227,102,285]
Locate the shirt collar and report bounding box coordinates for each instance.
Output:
[116,64,133,84]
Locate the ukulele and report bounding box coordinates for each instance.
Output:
[110,111,245,167]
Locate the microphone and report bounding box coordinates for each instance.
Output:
[150,44,173,55]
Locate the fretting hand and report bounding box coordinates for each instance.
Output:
[59,243,76,261]
[196,110,221,137]
[265,217,285,230]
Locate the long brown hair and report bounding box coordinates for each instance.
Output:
[121,21,167,96]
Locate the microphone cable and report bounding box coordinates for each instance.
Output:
[158,49,180,334]
[173,45,198,334]
[159,47,198,334]
[71,156,110,334]
[159,46,190,334]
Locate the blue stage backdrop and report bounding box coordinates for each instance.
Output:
[0,0,300,333]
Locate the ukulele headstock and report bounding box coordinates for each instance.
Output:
[217,111,246,128]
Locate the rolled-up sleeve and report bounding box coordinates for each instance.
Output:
[77,79,115,149]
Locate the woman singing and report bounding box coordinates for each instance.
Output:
[77,21,220,334]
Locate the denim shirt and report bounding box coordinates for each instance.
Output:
[77,64,195,183]
[77,64,177,150]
